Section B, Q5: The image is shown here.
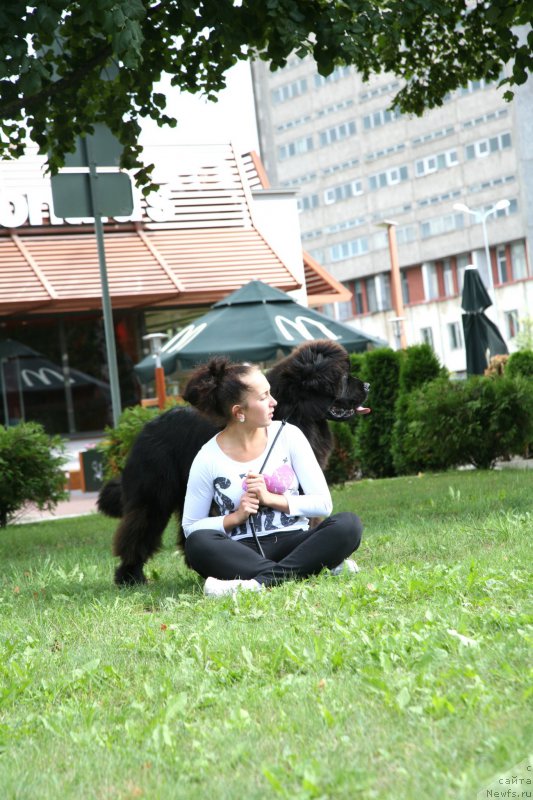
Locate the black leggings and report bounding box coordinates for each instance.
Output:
[184,512,362,588]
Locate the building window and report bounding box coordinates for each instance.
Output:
[421,327,434,348]
[271,78,308,104]
[368,165,409,191]
[401,271,410,305]
[324,179,363,204]
[364,274,391,312]
[505,310,520,339]
[379,274,392,311]
[448,322,463,350]
[314,66,351,87]
[420,212,464,239]
[465,132,512,160]
[456,253,471,291]
[329,237,369,262]
[412,125,455,146]
[443,259,454,296]
[337,296,353,321]
[422,261,439,300]
[319,120,357,147]
[496,246,509,284]
[362,107,400,129]
[297,194,319,212]
[354,279,364,314]
[415,149,459,177]
[278,136,314,161]
[511,241,528,279]
[366,277,378,312]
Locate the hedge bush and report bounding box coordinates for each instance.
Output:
[0,422,67,527]
[354,347,402,478]
[506,348,533,379]
[399,375,533,472]
[392,344,445,475]
[325,420,360,485]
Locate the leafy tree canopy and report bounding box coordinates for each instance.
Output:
[1,0,531,189]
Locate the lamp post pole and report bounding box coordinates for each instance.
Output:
[453,199,510,305]
[143,333,168,409]
[379,219,407,349]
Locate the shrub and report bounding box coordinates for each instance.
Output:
[325,352,367,484]
[506,349,533,379]
[98,404,161,478]
[325,420,360,485]
[0,422,68,527]
[98,399,185,478]
[399,375,533,472]
[392,344,444,475]
[354,348,402,478]
[399,342,446,393]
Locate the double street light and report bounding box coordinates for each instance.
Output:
[453,199,511,298]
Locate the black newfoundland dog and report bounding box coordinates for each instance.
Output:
[98,339,369,585]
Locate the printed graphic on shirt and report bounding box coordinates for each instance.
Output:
[242,464,296,494]
[214,473,299,537]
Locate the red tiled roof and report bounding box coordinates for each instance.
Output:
[0,227,299,314]
[0,144,349,317]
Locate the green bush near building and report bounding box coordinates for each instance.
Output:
[0,422,67,527]
[100,348,533,487]
[506,347,533,379]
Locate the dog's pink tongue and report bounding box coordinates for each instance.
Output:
[356,406,371,415]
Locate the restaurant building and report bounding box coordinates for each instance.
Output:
[0,143,349,434]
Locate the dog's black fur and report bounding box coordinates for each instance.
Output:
[97,340,369,585]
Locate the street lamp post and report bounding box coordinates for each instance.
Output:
[453,199,510,300]
[378,219,407,349]
[143,333,168,409]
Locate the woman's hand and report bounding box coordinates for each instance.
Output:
[236,488,260,521]
[245,472,270,505]
[245,472,290,514]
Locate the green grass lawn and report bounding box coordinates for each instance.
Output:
[0,470,532,799]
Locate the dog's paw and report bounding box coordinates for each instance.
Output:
[114,563,147,586]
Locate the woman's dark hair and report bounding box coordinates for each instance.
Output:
[183,357,258,424]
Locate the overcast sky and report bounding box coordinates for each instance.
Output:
[139,61,260,154]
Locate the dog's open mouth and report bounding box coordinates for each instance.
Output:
[328,404,371,420]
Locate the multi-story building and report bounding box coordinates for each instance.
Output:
[251,56,533,373]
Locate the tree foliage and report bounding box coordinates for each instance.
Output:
[0,1,531,189]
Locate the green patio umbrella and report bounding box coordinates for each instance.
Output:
[135,280,385,382]
[461,267,508,375]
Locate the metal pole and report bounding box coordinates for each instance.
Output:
[1,359,9,427]
[15,358,25,422]
[82,139,122,427]
[386,223,407,349]
[480,213,495,296]
[58,319,76,434]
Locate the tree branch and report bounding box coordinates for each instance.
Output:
[0,43,114,118]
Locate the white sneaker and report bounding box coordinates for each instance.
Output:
[330,559,360,576]
[204,577,262,597]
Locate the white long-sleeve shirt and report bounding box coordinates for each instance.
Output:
[182,421,333,540]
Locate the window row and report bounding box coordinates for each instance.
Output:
[422,311,522,351]
[465,132,512,160]
[333,242,529,323]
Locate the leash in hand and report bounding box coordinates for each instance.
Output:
[248,417,290,558]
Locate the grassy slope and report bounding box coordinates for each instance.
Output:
[0,470,531,799]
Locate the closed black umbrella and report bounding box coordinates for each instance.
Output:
[461,267,508,375]
[135,280,385,382]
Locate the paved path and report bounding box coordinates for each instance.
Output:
[19,491,100,524]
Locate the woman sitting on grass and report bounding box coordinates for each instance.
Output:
[181,356,363,597]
